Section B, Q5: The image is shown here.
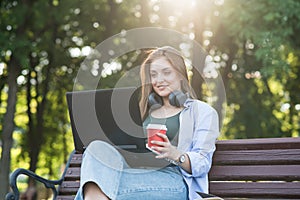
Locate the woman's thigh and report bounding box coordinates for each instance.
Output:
[75,141,188,200]
[116,167,188,200]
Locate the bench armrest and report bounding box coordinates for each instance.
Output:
[6,150,76,200]
[5,168,63,200]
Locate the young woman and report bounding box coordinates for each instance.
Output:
[75,46,220,200]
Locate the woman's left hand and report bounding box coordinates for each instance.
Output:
[151,133,181,161]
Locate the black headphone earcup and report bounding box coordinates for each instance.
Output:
[169,90,188,107]
[148,92,163,109]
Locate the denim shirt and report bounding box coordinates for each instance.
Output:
[177,98,220,200]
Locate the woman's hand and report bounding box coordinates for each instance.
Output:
[151,133,192,174]
[150,133,181,161]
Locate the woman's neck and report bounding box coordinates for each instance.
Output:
[151,104,183,119]
[162,96,171,106]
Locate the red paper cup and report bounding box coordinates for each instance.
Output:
[147,124,167,148]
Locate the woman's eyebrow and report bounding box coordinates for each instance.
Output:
[162,67,172,71]
[161,67,172,72]
[150,66,172,72]
[150,67,171,73]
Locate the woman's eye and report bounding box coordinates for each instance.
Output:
[164,71,171,75]
[150,73,157,78]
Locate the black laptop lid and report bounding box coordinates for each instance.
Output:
[66,87,146,152]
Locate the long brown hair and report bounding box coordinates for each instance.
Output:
[139,46,197,120]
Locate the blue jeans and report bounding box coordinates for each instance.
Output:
[74,140,188,200]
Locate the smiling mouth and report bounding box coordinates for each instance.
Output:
[157,84,168,87]
[157,85,168,89]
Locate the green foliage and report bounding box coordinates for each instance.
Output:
[211,0,300,138]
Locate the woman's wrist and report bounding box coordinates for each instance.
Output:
[176,153,192,173]
[171,149,182,162]
[174,153,186,165]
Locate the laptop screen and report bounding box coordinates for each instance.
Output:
[66,87,146,153]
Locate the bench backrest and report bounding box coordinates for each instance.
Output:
[57,137,300,199]
[209,137,300,198]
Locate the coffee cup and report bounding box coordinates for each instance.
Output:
[146,124,167,148]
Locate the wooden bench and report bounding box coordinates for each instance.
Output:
[6,137,300,199]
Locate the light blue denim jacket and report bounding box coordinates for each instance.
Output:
[177,98,220,200]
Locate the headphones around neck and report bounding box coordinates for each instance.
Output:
[148,90,188,109]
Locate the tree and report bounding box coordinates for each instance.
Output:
[0,0,35,197]
[1,0,142,198]
[209,0,300,138]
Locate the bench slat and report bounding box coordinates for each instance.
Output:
[216,137,300,151]
[213,149,300,165]
[60,181,80,188]
[58,188,79,195]
[59,181,80,195]
[57,196,75,200]
[209,165,300,181]
[210,181,300,198]
[64,167,81,180]
[69,154,82,167]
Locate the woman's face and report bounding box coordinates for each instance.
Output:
[149,57,182,97]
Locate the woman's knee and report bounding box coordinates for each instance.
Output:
[86,140,116,155]
[84,140,124,166]
[87,140,110,150]
[83,182,110,200]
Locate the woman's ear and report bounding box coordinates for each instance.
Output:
[169,90,188,107]
[148,92,163,110]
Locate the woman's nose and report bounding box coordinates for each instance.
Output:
[156,73,164,82]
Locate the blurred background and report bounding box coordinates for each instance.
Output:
[0,0,299,199]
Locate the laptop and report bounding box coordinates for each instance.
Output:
[66,87,170,168]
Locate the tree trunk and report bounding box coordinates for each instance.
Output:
[25,63,49,196]
[0,57,20,199]
[104,0,117,39]
[24,5,57,196]
[19,67,38,200]
[1,1,33,197]
[140,0,150,26]
[191,2,206,100]
[0,76,7,105]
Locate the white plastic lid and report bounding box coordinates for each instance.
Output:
[146,124,167,130]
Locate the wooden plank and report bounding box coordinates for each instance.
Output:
[56,196,75,200]
[58,187,79,195]
[64,167,81,180]
[209,181,300,198]
[209,165,300,181]
[69,154,82,167]
[216,137,300,151]
[213,149,300,165]
[60,181,80,188]
[58,181,80,195]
